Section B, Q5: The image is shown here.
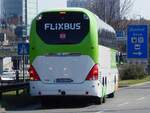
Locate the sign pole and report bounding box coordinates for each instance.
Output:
[23,45,25,82]
[18,42,29,82]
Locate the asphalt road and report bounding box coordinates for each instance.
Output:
[2,82,150,113]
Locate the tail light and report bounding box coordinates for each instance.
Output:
[28,65,40,81]
[86,64,99,80]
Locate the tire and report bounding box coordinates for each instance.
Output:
[107,92,115,98]
[94,97,102,105]
[102,96,106,103]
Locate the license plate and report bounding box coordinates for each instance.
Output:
[56,78,73,83]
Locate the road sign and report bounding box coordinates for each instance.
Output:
[127,25,148,59]
[116,31,126,40]
[18,43,29,55]
[15,26,23,38]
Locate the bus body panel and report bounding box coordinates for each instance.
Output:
[32,55,94,84]
[30,81,103,97]
[30,9,99,64]
[99,46,118,96]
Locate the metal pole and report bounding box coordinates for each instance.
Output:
[25,0,27,37]
[23,45,25,82]
[22,0,27,82]
[104,0,107,23]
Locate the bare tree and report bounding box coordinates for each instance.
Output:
[87,0,105,21]
[106,0,119,24]
[111,0,134,30]
[120,0,134,19]
[87,0,134,25]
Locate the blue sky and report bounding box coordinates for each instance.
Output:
[38,0,150,19]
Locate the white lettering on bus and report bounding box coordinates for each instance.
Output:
[44,23,81,31]
[76,23,81,30]
[58,23,64,30]
[64,23,70,30]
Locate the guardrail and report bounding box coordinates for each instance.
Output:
[0,80,29,98]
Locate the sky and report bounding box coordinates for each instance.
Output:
[38,0,67,12]
[38,0,150,20]
[129,0,150,19]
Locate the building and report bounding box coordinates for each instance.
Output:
[67,0,94,8]
[0,0,38,74]
[0,0,22,20]
[0,1,2,19]
[23,0,38,35]
[67,0,94,9]
[67,0,120,21]
[0,0,38,36]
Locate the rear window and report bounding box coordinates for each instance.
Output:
[36,12,89,44]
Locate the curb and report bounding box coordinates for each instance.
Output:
[129,81,150,87]
[119,81,150,88]
[119,85,129,88]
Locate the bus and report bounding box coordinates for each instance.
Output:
[28,8,119,104]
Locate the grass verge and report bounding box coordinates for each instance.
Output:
[119,76,150,87]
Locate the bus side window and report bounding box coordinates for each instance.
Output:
[98,29,101,45]
[114,75,116,84]
[105,77,107,86]
[102,77,105,86]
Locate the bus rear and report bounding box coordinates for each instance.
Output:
[29,9,102,99]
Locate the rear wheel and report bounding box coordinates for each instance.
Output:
[94,97,102,105]
[107,92,115,98]
[102,96,106,103]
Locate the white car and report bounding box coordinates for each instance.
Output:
[0,70,16,81]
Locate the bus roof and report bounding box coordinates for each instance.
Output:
[95,15,116,34]
[38,7,91,14]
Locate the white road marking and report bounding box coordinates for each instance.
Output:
[118,102,129,107]
[95,111,104,113]
[137,97,145,101]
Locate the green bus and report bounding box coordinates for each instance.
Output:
[28,8,119,104]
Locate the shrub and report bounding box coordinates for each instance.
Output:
[119,64,147,80]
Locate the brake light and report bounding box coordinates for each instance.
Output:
[86,64,99,80]
[28,65,40,81]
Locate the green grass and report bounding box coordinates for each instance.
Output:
[119,76,150,87]
[2,90,22,95]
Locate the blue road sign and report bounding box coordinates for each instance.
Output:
[18,43,29,55]
[15,26,23,38]
[116,31,126,40]
[116,31,124,37]
[127,25,148,59]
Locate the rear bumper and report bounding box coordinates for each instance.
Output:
[29,81,102,98]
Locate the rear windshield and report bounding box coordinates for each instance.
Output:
[36,12,89,44]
